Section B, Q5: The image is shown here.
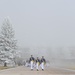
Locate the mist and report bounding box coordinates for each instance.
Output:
[0,0,75,67]
[0,0,75,47]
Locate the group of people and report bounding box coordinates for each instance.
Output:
[29,55,46,71]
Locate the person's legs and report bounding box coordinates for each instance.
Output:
[31,61,33,70]
[41,62,44,70]
[36,63,39,71]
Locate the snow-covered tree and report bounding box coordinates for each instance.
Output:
[0,18,17,66]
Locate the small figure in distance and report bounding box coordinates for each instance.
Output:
[41,56,46,71]
[29,55,35,71]
[36,57,40,71]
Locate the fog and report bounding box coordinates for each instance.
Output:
[0,0,75,48]
[0,0,75,67]
[17,46,75,67]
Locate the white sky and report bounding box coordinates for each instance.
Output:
[0,0,75,48]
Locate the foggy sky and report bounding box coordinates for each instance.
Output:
[0,0,75,47]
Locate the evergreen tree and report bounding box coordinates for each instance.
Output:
[0,18,17,66]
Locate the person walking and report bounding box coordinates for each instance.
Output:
[29,55,35,70]
[41,56,46,71]
[36,57,40,71]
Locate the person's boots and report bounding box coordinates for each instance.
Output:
[42,69,44,71]
[37,69,39,71]
[31,69,33,71]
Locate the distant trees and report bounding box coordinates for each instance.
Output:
[0,18,17,66]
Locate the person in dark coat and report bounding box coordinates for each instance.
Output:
[29,55,35,70]
[41,56,46,71]
[36,57,40,71]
